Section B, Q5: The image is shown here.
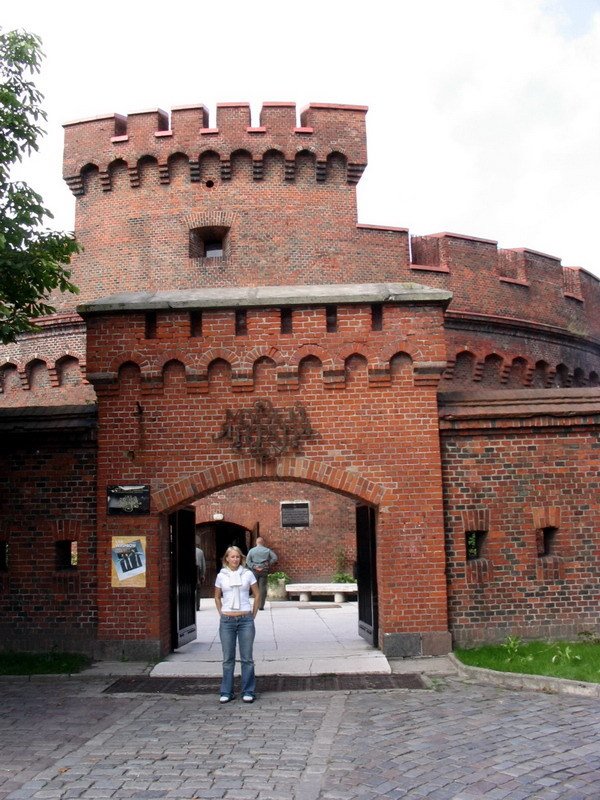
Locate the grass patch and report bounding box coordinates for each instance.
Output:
[0,652,91,675]
[455,637,600,684]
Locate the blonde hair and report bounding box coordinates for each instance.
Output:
[222,546,246,567]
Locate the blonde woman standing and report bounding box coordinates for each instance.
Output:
[214,546,260,703]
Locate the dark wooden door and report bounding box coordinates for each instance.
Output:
[169,508,197,649]
[356,504,378,646]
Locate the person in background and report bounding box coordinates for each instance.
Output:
[214,546,259,703]
[195,543,206,610]
[245,536,278,611]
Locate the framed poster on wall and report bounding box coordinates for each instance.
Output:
[111,536,147,587]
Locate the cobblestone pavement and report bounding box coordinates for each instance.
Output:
[1,676,599,800]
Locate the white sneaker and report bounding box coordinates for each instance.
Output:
[220,695,232,704]
[242,694,255,703]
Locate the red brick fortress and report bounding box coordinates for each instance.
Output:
[0,102,598,659]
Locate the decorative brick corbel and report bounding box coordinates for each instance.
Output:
[128,165,140,188]
[64,174,84,196]
[323,368,346,389]
[368,366,391,386]
[413,361,447,387]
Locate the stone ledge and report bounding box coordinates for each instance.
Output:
[448,653,600,698]
[77,282,453,315]
[285,583,357,603]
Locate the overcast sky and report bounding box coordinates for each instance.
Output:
[4,0,600,277]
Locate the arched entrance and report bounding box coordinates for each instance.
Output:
[196,519,253,597]
[165,466,382,653]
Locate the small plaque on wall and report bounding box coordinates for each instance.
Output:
[107,485,150,515]
[281,502,310,528]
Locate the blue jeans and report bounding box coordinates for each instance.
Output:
[219,614,256,698]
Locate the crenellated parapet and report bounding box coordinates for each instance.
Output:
[63,102,368,194]
[410,231,600,339]
[79,283,451,393]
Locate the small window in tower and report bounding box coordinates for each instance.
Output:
[145,312,157,340]
[189,226,229,259]
[235,309,248,336]
[326,305,338,333]
[371,303,383,331]
[190,310,203,337]
[55,540,78,570]
[0,541,8,572]
[281,308,293,334]
[281,502,310,528]
[536,526,557,557]
[465,530,486,560]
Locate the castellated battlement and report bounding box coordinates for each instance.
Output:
[409,231,600,340]
[63,102,367,193]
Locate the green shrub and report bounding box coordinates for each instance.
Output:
[332,572,355,583]
[267,571,291,585]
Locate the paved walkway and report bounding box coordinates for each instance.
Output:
[2,605,598,798]
[1,672,599,799]
[151,600,393,677]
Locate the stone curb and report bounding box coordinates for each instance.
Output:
[0,661,155,680]
[448,653,600,698]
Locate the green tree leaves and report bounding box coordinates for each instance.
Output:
[0,28,79,344]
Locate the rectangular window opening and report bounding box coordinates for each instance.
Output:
[280,307,293,334]
[326,305,338,333]
[55,540,78,570]
[145,311,157,340]
[281,502,310,528]
[0,541,8,572]
[189,226,228,259]
[190,310,203,337]
[235,308,248,336]
[465,530,486,561]
[371,303,383,331]
[536,526,557,557]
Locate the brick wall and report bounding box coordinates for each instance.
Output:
[86,297,450,657]
[440,393,600,645]
[0,425,98,653]
[0,316,93,409]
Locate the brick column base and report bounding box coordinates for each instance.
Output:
[92,639,163,661]
[382,631,452,658]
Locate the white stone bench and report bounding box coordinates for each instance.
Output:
[285,583,357,603]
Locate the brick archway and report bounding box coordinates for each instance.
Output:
[153,457,392,513]
[196,510,257,532]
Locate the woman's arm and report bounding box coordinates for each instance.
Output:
[251,582,260,618]
[214,587,223,616]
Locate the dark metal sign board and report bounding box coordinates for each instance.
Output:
[107,485,150,515]
[282,502,310,527]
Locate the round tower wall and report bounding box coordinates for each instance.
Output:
[59,103,600,354]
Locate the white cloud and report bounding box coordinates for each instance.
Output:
[4,0,600,274]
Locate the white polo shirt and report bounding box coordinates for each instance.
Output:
[215,567,256,612]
